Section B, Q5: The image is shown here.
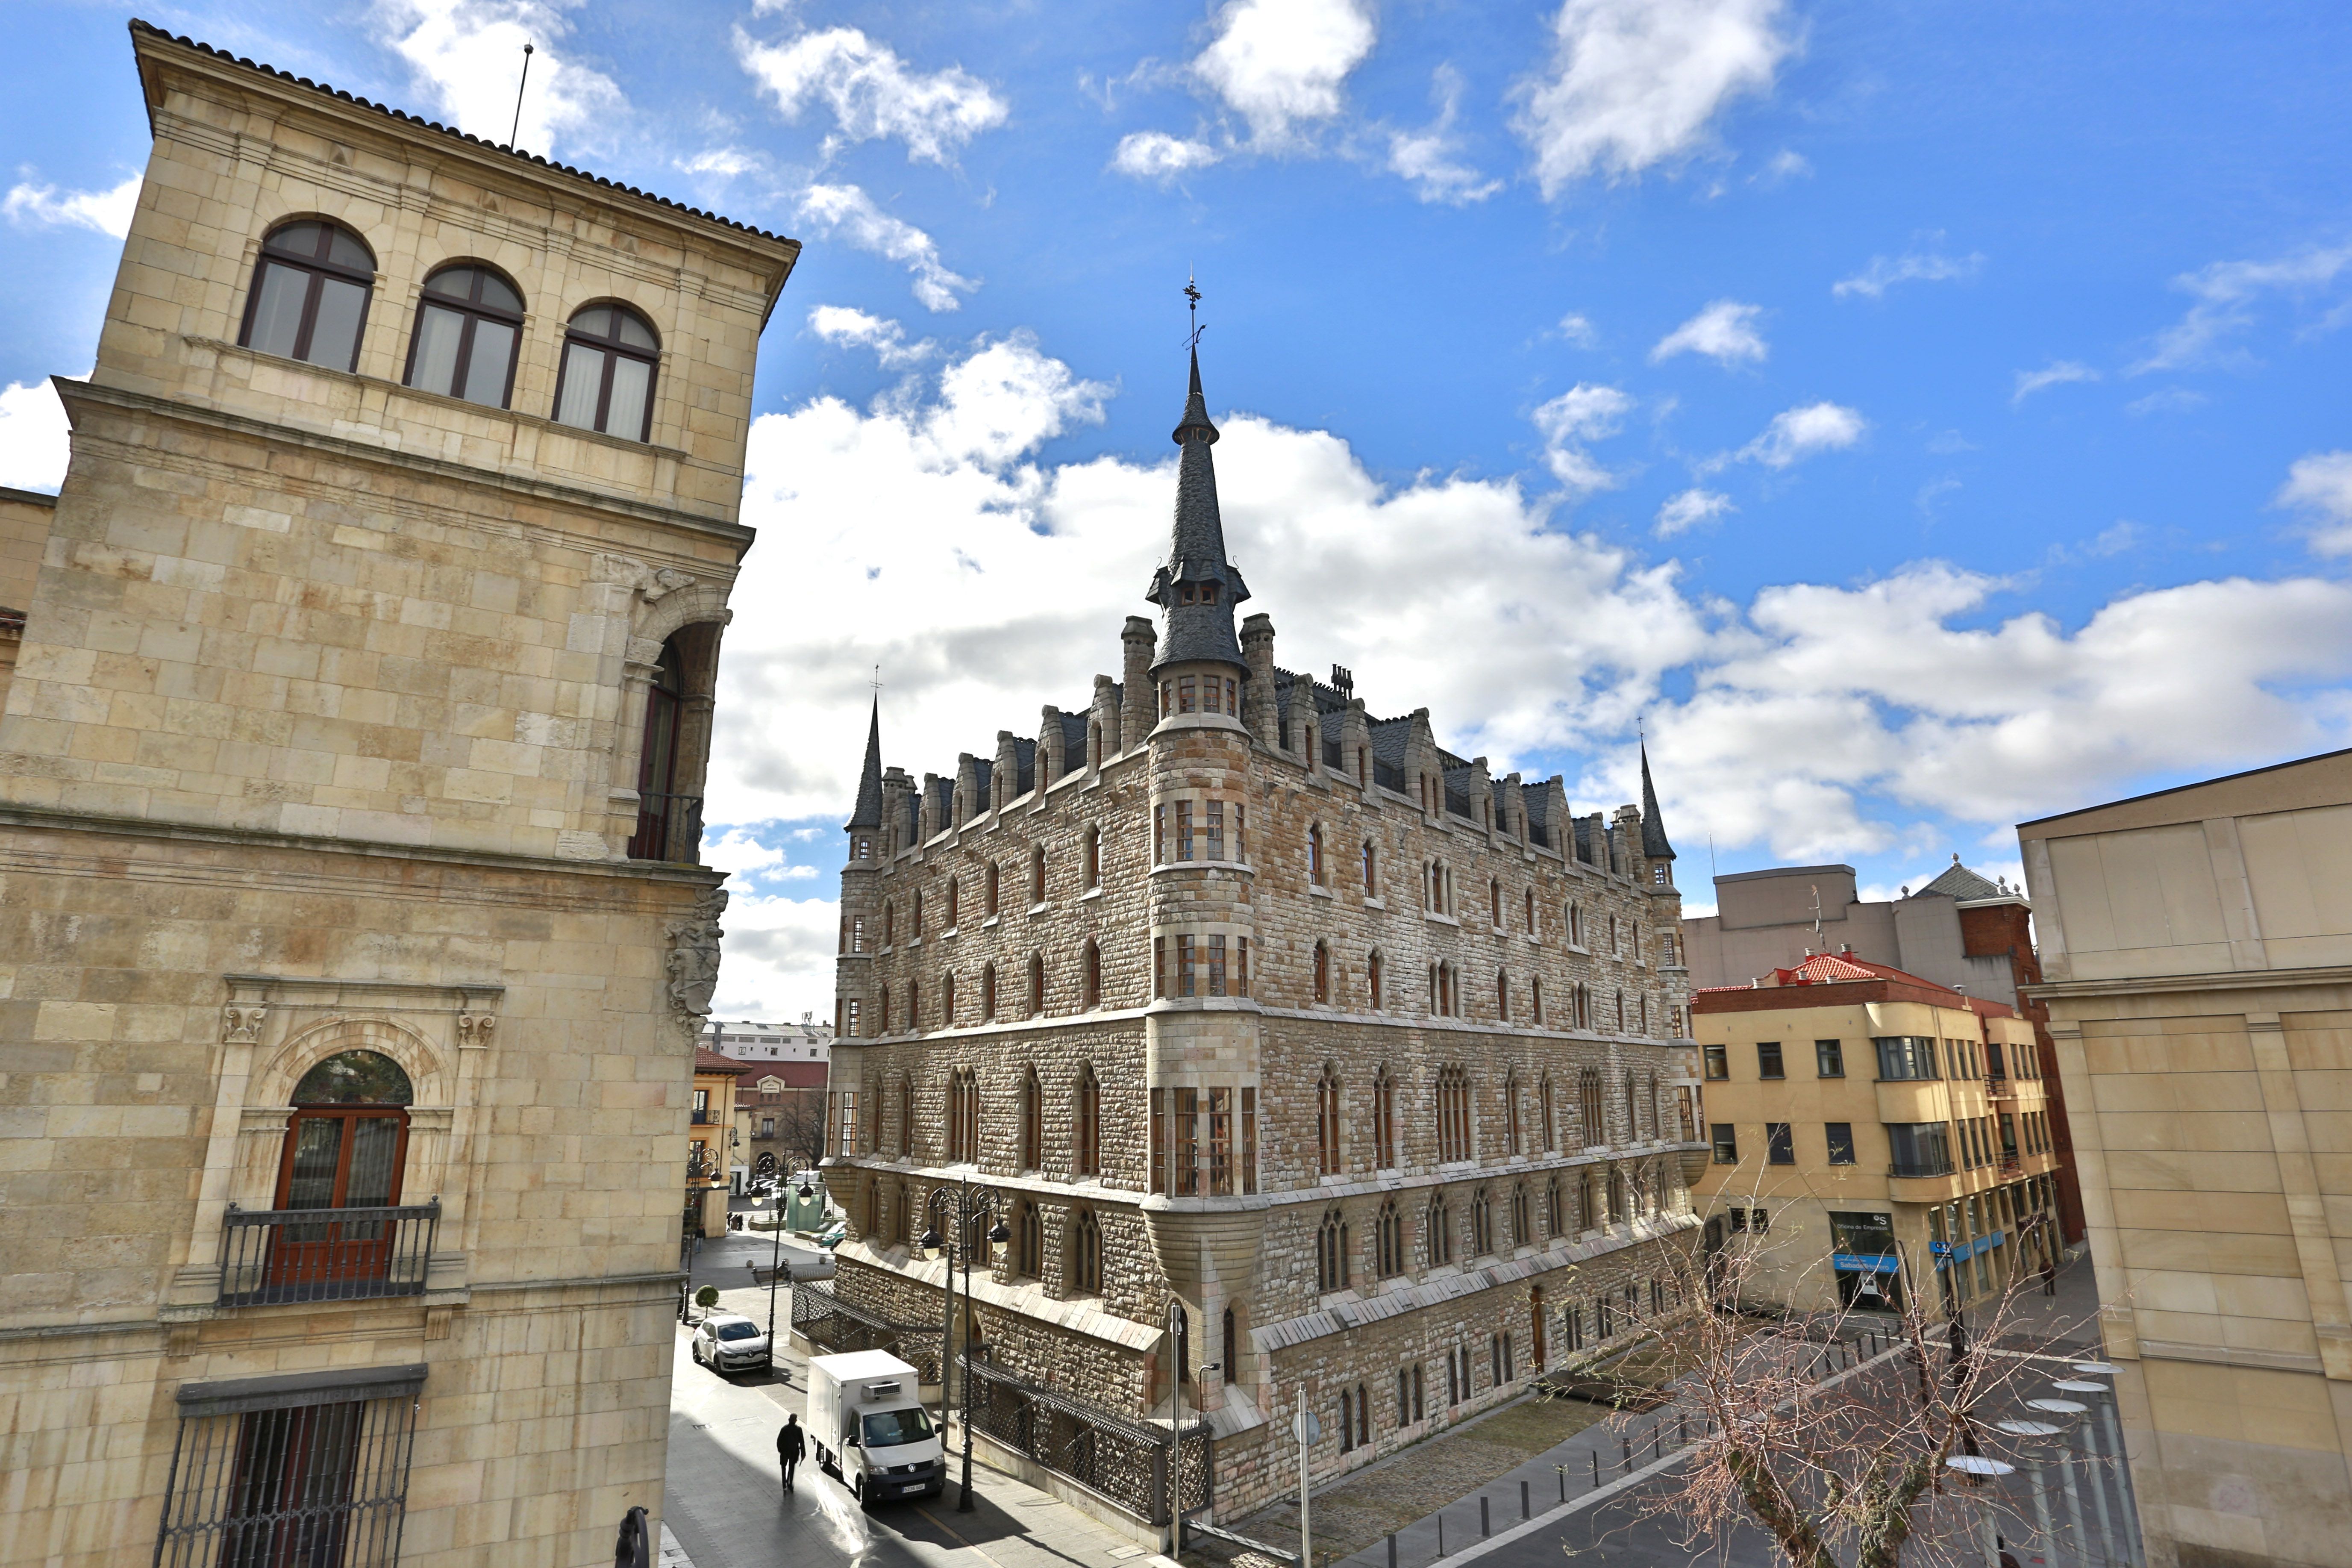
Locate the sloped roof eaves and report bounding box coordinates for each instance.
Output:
[129,22,800,264]
[694,1047,753,1075]
[1917,862,2005,901]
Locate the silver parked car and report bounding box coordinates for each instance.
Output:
[691,1312,770,1374]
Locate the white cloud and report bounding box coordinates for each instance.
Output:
[709,888,843,1018]
[1736,401,1864,468]
[1530,384,1635,493]
[1510,0,1794,199]
[1111,131,1223,181]
[2124,386,2206,417]
[1194,0,1377,147]
[1655,487,1733,538]
[807,305,933,368]
[372,0,626,155]
[2277,450,2352,557]
[795,184,975,312]
[1757,148,1809,183]
[1650,299,1766,366]
[2011,360,2099,406]
[737,26,1007,166]
[2133,240,2352,374]
[1832,248,1984,300]
[1556,312,1599,347]
[3,173,141,239]
[0,379,70,494]
[1387,66,1501,206]
[680,148,759,179]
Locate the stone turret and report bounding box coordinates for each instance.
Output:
[1146,349,1251,678]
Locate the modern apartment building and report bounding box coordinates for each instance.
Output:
[1685,858,2086,1241]
[0,24,794,1566]
[1690,952,2067,1315]
[2019,746,2352,1568]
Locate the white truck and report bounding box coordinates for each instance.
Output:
[805,1350,946,1506]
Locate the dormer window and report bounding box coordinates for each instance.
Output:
[1176,581,1219,606]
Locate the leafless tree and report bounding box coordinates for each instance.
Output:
[1600,1227,2087,1568]
[771,1090,827,1179]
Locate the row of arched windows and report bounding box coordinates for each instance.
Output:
[1309,1062,1668,1174]
[891,1063,1103,1180]
[882,944,1105,1034]
[885,830,1101,947]
[1311,1163,1668,1292]
[1304,938,1662,1036]
[871,1178,1108,1294]
[238,219,660,440]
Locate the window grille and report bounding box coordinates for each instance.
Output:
[156,1365,423,1568]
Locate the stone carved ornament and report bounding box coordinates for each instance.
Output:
[592,552,700,604]
[668,887,727,1019]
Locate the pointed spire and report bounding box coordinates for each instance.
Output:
[1146,338,1249,673]
[845,696,884,830]
[1639,740,1676,862]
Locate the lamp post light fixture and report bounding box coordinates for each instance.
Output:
[921,1176,1008,1514]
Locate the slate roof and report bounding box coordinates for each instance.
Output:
[846,700,884,830]
[1639,742,1676,862]
[1915,857,2007,901]
[129,21,793,249]
[1146,350,1250,672]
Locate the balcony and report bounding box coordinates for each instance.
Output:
[629,791,704,863]
[216,1201,440,1307]
[690,1109,715,1125]
[1985,1072,2020,1100]
[1887,1158,1956,1180]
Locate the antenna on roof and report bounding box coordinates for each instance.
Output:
[507,42,534,150]
[1810,884,1822,952]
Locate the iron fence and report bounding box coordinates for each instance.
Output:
[788,1278,944,1380]
[217,1202,439,1307]
[964,1360,1209,1527]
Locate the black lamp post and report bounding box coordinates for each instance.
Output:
[766,1177,813,1358]
[920,1176,1007,1513]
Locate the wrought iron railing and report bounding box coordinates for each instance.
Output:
[156,1391,417,1568]
[964,1359,1209,1526]
[628,791,704,863]
[789,1278,944,1379]
[217,1201,439,1307]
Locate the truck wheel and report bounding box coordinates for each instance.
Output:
[851,1473,866,1509]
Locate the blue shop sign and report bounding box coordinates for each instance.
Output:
[1833,1253,1900,1273]
[1930,1231,2006,1266]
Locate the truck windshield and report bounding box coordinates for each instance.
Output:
[862,1407,935,1448]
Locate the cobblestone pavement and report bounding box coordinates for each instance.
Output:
[665,1231,1175,1568]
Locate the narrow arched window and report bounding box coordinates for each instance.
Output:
[554,302,659,440]
[1016,1199,1042,1277]
[1029,952,1046,1016]
[1532,977,1545,1026]
[1362,841,1376,896]
[1490,878,1502,926]
[941,970,956,1025]
[1032,845,1047,903]
[277,1051,414,1247]
[1070,1208,1102,1292]
[1496,970,1509,1024]
[986,862,1001,918]
[1314,941,1331,1004]
[982,963,998,1021]
[1084,825,1101,888]
[1367,950,1383,1012]
[1072,1062,1100,1178]
[1373,1067,1396,1168]
[1376,1199,1404,1277]
[405,264,523,407]
[1524,886,1535,932]
[1082,940,1102,1009]
[241,220,375,371]
[946,878,958,930]
[1308,824,1325,885]
[1503,1071,1520,1153]
[1316,1066,1342,1176]
[1020,1065,1042,1170]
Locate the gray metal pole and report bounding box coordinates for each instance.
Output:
[2029,1465,2063,1568]
[1982,1501,2002,1568]
[2081,1413,2118,1566]
[2098,1396,2143,1565]
[2058,1444,2091,1568]
[1298,1381,1312,1568]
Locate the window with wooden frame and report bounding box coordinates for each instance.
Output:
[1019,1065,1042,1170]
[239,220,375,372]
[1313,941,1331,1003]
[1436,1066,1473,1162]
[986,862,1001,918]
[1373,1067,1396,1168]
[1376,1198,1405,1277]
[1316,1066,1342,1175]
[1069,1208,1102,1293]
[403,263,522,407]
[553,302,659,441]
[1361,840,1377,896]
[1072,1062,1100,1178]
[1028,952,1046,1016]
[1317,1207,1349,1292]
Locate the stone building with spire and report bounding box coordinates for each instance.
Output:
[817,351,1704,1532]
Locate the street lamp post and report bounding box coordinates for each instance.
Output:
[919,1177,1008,1514]
[767,1177,812,1356]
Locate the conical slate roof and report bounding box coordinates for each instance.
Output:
[845,697,884,830]
[1639,742,1675,862]
[1147,348,1250,672]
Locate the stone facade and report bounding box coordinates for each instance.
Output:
[0,24,794,1568]
[823,352,1705,1526]
[2019,747,2352,1568]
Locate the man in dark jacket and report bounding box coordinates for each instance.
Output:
[778,1413,806,1491]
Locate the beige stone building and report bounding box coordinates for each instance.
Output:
[2018,746,2352,1568]
[1688,953,2065,1317]
[0,486,50,700]
[815,351,1705,1536]
[0,23,794,1567]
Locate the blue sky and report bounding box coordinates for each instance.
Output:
[5,0,2351,1017]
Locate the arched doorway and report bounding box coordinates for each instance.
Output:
[272,1050,414,1290]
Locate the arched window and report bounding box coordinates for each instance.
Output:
[1362,841,1376,896]
[1567,902,1584,947]
[908,979,922,1033]
[240,220,374,372]
[899,1077,914,1157]
[1082,940,1102,1009]
[1490,878,1502,926]
[1031,845,1047,904]
[1524,886,1535,932]
[1029,952,1046,1016]
[884,903,895,946]
[554,302,659,441]
[1070,1208,1102,1293]
[404,263,522,407]
[982,963,997,1021]
[1427,1191,1454,1266]
[1308,824,1325,885]
[913,891,924,939]
[1316,1066,1342,1176]
[1574,983,1592,1031]
[1511,1183,1531,1249]
[1471,1188,1493,1256]
[941,970,957,1025]
[1373,1067,1396,1168]
[946,878,959,930]
[1579,1170,1597,1233]
[986,862,1001,918]
[1545,1177,1563,1238]
[1579,1068,1604,1148]
[1084,825,1101,888]
[1607,1165,1626,1226]
[1623,1071,1638,1141]
[1436,1066,1472,1162]
[1339,1387,1355,1453]
[626,636,689,861]
[1496,969,1510,1024]
[1367,950,1383,1011]
[1376,1198,1405,1277]
[1072,1062,1100,1178]
[879,988,891,1034]
[1015,1199,1042,1278]
[278,1050,414,1227]
[1503,1070,1521,1153]
[1317,1208,1350,1292]
[1539,1074,1556,1153]
[1020,1065,1042,1170]
[947,1068,979,1162]
[1224,1304,1240,1384]
[1313,941,1331,1003]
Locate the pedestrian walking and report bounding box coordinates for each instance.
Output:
[777,1413,805,1492]
[2041,1259,2058,1297]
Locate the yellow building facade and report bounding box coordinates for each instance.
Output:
[1689,953,2065,1316]
[0,24,794,1567]
[2020,747,2352,1568]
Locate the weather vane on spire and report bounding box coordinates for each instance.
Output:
[1184,271,1205,352]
